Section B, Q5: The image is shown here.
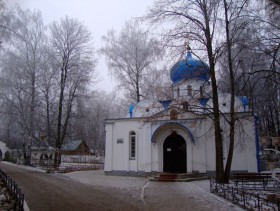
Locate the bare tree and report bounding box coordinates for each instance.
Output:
[146,0,225,183]
[101,19,163,102]
[141,65,173,101]
[235,1,280,137]
[71,90,128,155]
[48,17,96,167]
[0,8,47,150]
[0,6,103,165]
[267,0,280,11]
[38,56,58,146]
[219,0,253,182]
[147,0,278,183]
[0,0,15,46]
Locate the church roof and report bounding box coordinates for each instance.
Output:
[31,140,54,151]
[170,52,210,84]
[132,99,164,118]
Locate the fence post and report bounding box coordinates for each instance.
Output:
[223,184,226,199]
[232,186,234,202]
[215,180,217,193]
[0,170,24,211]
[242,189,246,208]
[257,194,260,211]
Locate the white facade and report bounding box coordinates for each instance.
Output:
[104,51,258,175]
[104,112,258,175]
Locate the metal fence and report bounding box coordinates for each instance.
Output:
[0,169,24,211]
[210,179,280,211]
[33,161,104,173]
[232,174,280,191]
[57,163,104,173]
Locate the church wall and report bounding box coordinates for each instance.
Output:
[105,112,257,175]
[245,117,258,172]
[151,129,165,172]
[111,121,137,171]
[133,122,147,172]
[204,114,257,174]
[191,120,208,173]
[204,119,216,173]
[142,123,153,172]
[151,142,158,172]
[105,119,151,174]
[104,123,113,172]
[226,116,257,172]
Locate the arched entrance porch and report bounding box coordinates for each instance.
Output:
[163,133,186,173]
[151,122,194,173]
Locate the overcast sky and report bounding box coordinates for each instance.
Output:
[8,0,154,92]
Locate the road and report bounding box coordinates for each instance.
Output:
[0,162,245,211]
[0,162,144,211]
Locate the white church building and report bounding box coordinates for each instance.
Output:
[104,50,259,176]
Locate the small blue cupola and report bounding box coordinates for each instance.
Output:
[239,96,249,112]
[128,104,135,118]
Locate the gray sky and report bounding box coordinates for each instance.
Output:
[8,0,154,92]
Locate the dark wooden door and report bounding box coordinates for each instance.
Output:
[163,134,186,173]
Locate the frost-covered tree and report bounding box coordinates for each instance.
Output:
[49,17,96,167]
[146,0,226,182]
[146,0,262,183]
[230,1,280,137]
[0,0,15,46]
[267,0,280,11]
[0,8,47,150]
[101,19,163,103]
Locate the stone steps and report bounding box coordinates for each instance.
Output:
[148,172,209,182]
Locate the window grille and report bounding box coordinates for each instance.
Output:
[129,131,136,159]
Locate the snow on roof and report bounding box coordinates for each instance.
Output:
[61,140,83,151]
[31,140,54,151]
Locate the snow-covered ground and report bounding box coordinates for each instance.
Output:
[1,162,245,210]
[65,170,245,211]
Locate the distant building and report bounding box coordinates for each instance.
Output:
[0,141,9,160]
[104,49,258,176]
[30,141,55,166]
[60,140,91,163]
[61,140,90,155]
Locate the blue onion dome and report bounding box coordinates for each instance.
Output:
[170,51,210,84]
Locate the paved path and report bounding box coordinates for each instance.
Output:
[0,162,244,211]
[0,162,144,211]
[66,171,244,211]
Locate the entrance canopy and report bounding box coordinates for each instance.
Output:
[151,122,194,144]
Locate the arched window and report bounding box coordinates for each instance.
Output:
[177,87,180,98]
[182,101,189,111]
[170,109,178,120]
[187,85,192,96]
[200,86,203,98]
[129,131,136,159]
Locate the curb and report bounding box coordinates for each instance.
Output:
[24,200,30,211]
